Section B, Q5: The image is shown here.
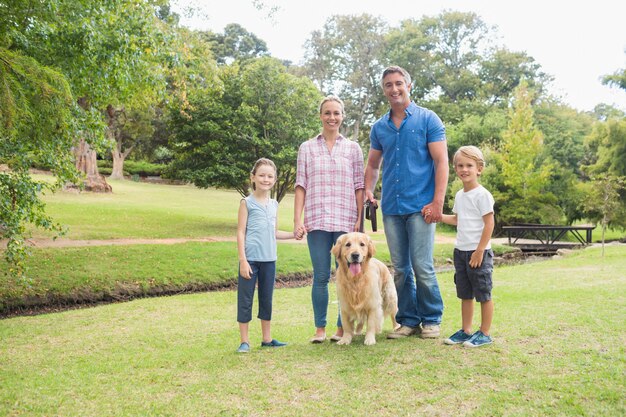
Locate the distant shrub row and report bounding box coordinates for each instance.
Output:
[97,160,166,177]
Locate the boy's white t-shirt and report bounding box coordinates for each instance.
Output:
[452,185,495,251]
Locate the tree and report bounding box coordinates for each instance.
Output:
[535,101,593,174]
[168,57,322,202]
[13,0,179,185]
[303,14,387,144]
[0,47,95,275]
[581,174,626,255]
[1,0,180,273]
[602,50,626,91]
[106,104,156,180]
[202,23,269,65]
[487,81,561,225]
[592,103,625,122]
[582,118,626,228]
[479,48,550,106]
[583,118,626,178]
[445,108,507,154]
[416,10,489,102]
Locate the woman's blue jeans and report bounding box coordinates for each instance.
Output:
[307,230,345,329]
[383,212,444,328]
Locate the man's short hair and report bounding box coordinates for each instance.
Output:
[381,66,412,89]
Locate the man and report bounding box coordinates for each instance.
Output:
[364,66,448,339]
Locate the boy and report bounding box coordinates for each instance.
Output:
[440,146,495,347]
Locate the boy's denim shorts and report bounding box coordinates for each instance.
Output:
[453,248,493,302]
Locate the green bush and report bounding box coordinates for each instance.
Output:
[97,160,166,176]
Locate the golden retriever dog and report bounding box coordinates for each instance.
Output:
[331,232,398,345]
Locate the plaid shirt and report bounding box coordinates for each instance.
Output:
[295,134,364,232]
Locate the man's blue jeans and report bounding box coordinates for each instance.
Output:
[383,212,444,328]
[307,230,345,329]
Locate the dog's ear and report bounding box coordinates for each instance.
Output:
[367,235,376,259]
[331,234,345,258]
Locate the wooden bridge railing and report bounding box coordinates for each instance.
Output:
[501,223,596,247]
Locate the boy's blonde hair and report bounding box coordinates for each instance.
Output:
[250,158,276,191]
[453,145,486,168]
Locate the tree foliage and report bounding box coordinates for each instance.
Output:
[15,0,180,181]
[303,14,387,144]
[602,50,626,91]
[583,118,626,178]
[582,118,626,228]
[0,47,88,275]
[202,23,269,65]
[1,0,175,274]
[581,174,626,253]
[487,81,560,225]
[168,57,322,202]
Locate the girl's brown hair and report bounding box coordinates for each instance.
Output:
[250,158,277,190]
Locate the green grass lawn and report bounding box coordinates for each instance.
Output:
[31,176,624,242]
[1,245,624,416]
[31,178,297,239]
[0,238,516,314]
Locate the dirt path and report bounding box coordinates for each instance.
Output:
[15,234,458,248]
[19,236,239,248]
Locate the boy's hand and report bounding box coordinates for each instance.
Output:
[422,207,433,223]
[240,260,253,279]
[469,249,484,268]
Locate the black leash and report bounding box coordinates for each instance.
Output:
[359,200,378,232]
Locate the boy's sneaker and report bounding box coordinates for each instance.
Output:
[261,339,287,347]
[236,342,250,353]
[463,331,493,348]
[444,330,472,345]
[387,325,418,339]
[420,324,440,338]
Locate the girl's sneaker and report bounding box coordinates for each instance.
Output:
[236,342,250,353]
[463,331,493,348]
[444,330,472,345]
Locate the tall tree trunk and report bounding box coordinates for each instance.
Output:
[66,96,111,192]
[70,138,112,193]
[110,151,125,180]
[106,104,133,181]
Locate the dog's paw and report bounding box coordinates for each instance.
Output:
[364,335,376,345]
[337,337,352,345]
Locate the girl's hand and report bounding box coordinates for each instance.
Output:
[294,223,306,240]
[240,260,253,279]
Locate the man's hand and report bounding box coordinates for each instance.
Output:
[365,190,378,207]
[422,200,443,223]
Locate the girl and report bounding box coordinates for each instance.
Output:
[236,158,295,353]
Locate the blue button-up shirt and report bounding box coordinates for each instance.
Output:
[369,102,446,215]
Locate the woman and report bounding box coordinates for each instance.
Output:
[294,95,365,343]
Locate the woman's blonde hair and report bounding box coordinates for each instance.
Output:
[318,95,345,115]
[453,145,485,168]
[250,158,276,191]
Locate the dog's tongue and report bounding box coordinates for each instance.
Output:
[349,262,362,275]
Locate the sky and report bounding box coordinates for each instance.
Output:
[174,0,626,112]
